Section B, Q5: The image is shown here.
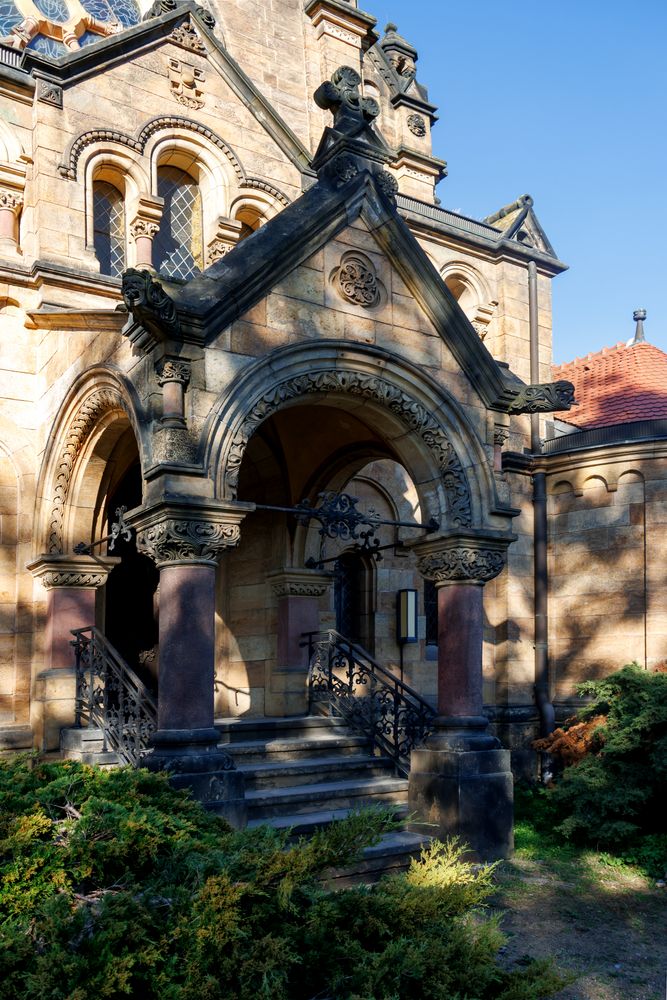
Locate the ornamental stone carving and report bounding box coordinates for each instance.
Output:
[122,268,180,340]
[417,546,506,585]
[0,189,23,212]
[130,218,160,241]
[36,80,63,107]
[314,65,380,135]
[169,19,205,52]
[47,388,128,553]
[156,359,191,386]
[507,380,575,414]
[327,153,359,187]
[28,554,119,590]
[407,113,426,137]
[168,57,205,109]
[332,251,385,308]
[223,370,473,528]
[376,170,399,204]
[137,518,241,566]
[268,568,331,599]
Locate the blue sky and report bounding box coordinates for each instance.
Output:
[367,0,667,364]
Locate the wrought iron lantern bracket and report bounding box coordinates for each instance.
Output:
[255,491,438,570]
[74,505,133,555]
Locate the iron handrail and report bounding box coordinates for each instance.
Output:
[303,629,435,776]
[71,626,157,766]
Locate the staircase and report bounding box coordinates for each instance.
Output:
[217,713,428,884]
[62,627,436,882]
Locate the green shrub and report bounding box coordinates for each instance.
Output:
[0,754,564,1000]
[536,664,667,873]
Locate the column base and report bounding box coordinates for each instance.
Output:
[408,740,514,861]
[143,728,246,829]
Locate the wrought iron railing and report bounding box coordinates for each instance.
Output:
[303,629,436,776]
[71,626,157,767]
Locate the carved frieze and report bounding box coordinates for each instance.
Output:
[417,547,506,584]
[223,370,473,528]
[28,554,119,589]
[332,250,385,308]
[136,517,241,565]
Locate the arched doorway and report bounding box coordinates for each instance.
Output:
[334,550,374,651]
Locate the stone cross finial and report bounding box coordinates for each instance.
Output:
[314,66,380,136]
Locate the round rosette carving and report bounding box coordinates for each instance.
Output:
[331,250,385,309]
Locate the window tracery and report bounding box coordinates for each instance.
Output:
[153,165,203,281]
[0,0,140,55]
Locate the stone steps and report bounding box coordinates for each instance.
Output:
[245,775,409,820]
[238,754,393,790]
[60,726,120,767]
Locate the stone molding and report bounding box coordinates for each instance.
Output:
[28,554,119,590]
[47,388,128,554]
[268,568,332,598]
[36,80,63,108]
[415,536,508,585]
[223,368,473,527]
[131,500,252,567]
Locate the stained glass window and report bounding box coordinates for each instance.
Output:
[33,0,69,22]
[0,0,22,39]
[81,0,140,28]
[27,34,66,57]
[154,167,203,282]
[93,180,126,278]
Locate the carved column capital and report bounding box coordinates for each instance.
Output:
[130,218,160,241]
[27,554,120,589]
[131,500,253,568]
[0,189,23,213]
[268,567,332,598]
[414,534,510,586]
[156,358,191,387]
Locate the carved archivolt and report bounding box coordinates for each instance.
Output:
[59,116,245,182]
[222,370,473,527]
[47,388,128,554]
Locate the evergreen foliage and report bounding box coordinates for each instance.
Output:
[0,755,565,1000]
[534,664,667,870]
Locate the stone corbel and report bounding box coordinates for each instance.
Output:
[507,380,575,415]
[121,268,180,351]
[206,217,243,265]
[129,195,164,268]
[268,567,332,599]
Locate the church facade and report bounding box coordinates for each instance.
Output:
[1,0,664,855]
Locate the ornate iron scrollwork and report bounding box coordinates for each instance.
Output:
[304,629,435,776]
[74,505,132,555]
[72,626,157,767]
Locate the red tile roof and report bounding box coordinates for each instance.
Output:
[552,341,667,430]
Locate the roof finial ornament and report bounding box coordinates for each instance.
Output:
[314,66,380,137]
[628,308,647,346]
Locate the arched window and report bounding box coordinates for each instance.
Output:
[154,166,203,280]
[92,180,126,277]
